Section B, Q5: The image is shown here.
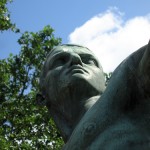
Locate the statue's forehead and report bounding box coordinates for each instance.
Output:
[45,45,102,71]
[50,45,95,56]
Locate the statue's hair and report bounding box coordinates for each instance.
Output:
[39,44,103,96]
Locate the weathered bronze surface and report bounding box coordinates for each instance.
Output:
[39,41,150,149]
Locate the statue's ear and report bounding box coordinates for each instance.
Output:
[36,93,46,106]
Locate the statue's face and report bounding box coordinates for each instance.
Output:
[43,45,105,105]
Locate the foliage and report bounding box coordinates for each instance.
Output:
[0,25,64,149]
[104,72,112,86]
[0,0,17,31]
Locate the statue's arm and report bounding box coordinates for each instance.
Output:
[63,40,150,150]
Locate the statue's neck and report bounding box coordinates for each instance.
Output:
[49,95,100,142]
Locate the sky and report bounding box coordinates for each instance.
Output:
[1,0,150,72]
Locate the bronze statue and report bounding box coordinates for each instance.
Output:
[39,41,150,149]
[39,44,106,142]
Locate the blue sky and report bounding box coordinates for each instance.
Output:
[1,0,150,72]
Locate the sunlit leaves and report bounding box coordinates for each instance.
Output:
[0,0,17,31]
[0,25,63,149]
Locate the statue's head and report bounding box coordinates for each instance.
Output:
[39,44,105,108]
[39,44,106,141]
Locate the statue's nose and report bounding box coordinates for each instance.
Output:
[70,53,83,66]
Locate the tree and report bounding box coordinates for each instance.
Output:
[0,25,64,149]
[0,0,17,31]
[0,1,64,149]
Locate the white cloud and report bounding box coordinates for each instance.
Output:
[68,8,150,73]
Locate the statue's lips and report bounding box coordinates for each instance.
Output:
[66,65,88,74]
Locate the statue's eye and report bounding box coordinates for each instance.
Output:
[87,59,97,65]
[56,59,65,65]
[50,57,66,69]
[53,58,65,67]
[49,52,70,69]
[82,57,97,66]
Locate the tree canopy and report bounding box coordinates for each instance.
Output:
[0,0,16,31]
[0,1,64,149]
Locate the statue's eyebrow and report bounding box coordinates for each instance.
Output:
[79,53,98,61]
[50,51,63,60]
[79,53,95,58]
